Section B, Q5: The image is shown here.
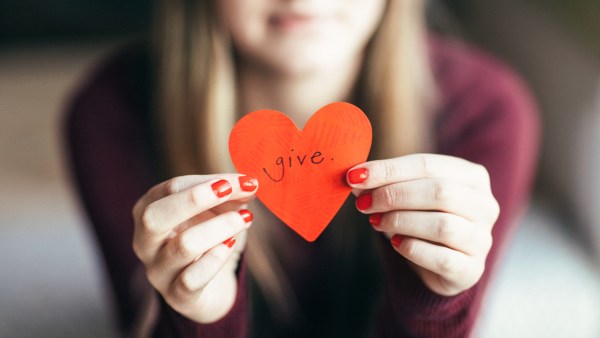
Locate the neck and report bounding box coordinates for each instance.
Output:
[237,57,362,128]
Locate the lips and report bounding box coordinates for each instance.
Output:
[269,12,323,32]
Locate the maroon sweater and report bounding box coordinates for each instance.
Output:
[64,38,539,337]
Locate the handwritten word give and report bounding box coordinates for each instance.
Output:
[262,149,331,182]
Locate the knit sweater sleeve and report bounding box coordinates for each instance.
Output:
[374,39,540,337]
[63,48,249,337]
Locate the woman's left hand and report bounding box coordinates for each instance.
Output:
[347,154,500,296]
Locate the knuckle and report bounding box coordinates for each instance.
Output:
[433,180,451,206]
[141,204,161,236]
[188,185,206,209]
[202,250,224,270]
[392,213,418,234]
[419,154,434,177]
[466,260,486,285]
[381,187,401,209]
[491,199,501,220]
[403,239,417,258]
[390,212,405,229]
[436,255,456,276]
[382,160,397,182]
[179,271,200,294]
[474,164,490,182]
[483,196,501,225]
[436,216,455,243]
[481,233,494,253]
[196,249,229,280]
[223,212,245,232]
[174,232,195,258]
[165,177,184,195]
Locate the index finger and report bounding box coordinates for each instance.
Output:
[346,154,490,190]
[133,174,258,258]
[133,174,258,220]
[133,175,222,221]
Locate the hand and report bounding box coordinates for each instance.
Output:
[132,174,258,323]
[347,154,499,296]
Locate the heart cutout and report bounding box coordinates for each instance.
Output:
[229,102,372,241]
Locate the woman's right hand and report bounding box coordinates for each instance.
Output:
[132,174,258,323]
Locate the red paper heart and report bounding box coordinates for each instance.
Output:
[229,102,372,241]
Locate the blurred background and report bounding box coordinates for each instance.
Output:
[1,1,599,337]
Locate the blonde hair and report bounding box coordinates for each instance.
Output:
[155,0,235,175]
[154,0,434,319]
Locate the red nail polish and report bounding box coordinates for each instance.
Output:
[239,209,253,223]
[356,193,372,211]
[369,213,382,227]
[239,176,258,192]
[211,180,232,198]
[223,237,236,248]
[347,168,368,185]
[391,235,403,247]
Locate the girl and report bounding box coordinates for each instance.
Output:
[65,0,539,337]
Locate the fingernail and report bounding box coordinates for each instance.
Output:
[356,193,372,211]
[211,179,232,198]
[369,213,382,227]
[239,209,253,223]
[391,235,403,247]
[223,237,236,248]
[347,167,368,185]
[239,176,258,192]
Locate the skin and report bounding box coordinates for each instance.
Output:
[132,174,257,322]
[348,154,498,296]
[132,0,499,323]
[223,0,387,125]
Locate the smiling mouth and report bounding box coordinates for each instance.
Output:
[269,13,323,32]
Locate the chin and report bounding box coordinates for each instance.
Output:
[268,50,350,78]
[274,61,329,77]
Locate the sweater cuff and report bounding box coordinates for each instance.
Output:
[376,235,479,338]
[152,258,249,338]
